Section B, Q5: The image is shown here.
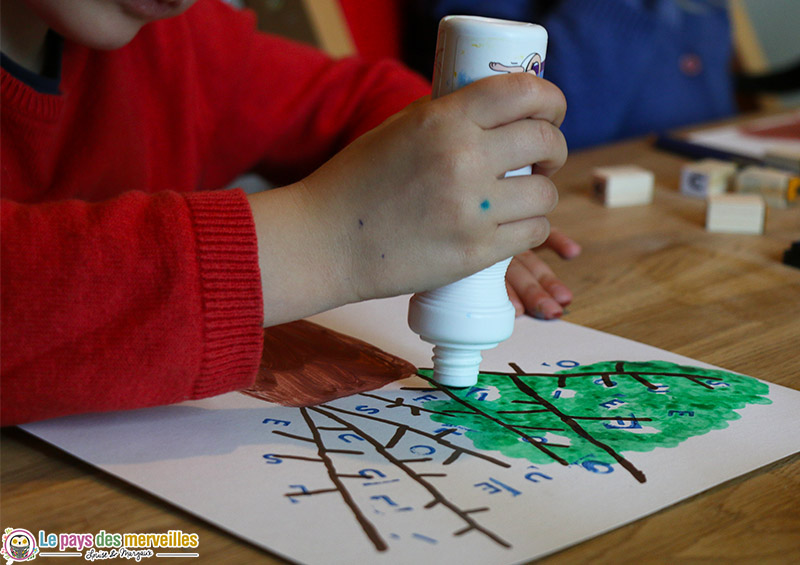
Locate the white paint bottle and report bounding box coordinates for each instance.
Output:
[408,15,549,387]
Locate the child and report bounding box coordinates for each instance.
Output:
[0,0,571,425]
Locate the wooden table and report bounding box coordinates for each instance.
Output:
[3,124,799,564]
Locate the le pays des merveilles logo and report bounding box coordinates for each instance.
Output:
[1,528,39,563]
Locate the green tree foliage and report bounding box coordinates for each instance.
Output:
[422,361,772,470]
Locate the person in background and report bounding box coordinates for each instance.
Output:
[406,0,736,150]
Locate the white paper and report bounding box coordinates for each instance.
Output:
[23,295,800,564]
[687,110,800,159]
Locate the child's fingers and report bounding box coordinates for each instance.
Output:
[543,227,581,259]
[507,258,563,319]
[506,251,572,319]
[512,250,573,306]
[483,174,558,225]
[455,73,567,129]
[485,119,567,178]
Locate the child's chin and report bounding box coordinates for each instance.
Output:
[68,24,143,51]
[51,0,192,51]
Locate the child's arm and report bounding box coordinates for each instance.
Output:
[1,72,565,426]
[0,1,566,425]
[187,1,571,324]
[246,72,567,327]
[0,190,264,427]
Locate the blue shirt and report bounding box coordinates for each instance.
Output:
[408,0,735,150]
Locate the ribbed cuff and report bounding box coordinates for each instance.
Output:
[0,69,64,122]
[184,188,264,397]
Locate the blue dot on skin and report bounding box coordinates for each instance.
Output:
[480,199,491,211]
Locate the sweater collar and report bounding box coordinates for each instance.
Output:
[0,30,65,121]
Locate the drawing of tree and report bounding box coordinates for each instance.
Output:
[259,358,773,554]
[422,360,772,482]
[252,319,774,553]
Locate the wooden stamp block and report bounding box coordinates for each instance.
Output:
[592,165,654,207]
[680,159,737,198]
[706,194,765,234]
[734,165,800,208]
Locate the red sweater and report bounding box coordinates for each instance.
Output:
[0,0,429,426]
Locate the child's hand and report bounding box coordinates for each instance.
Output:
[506,228,581,319]
[248,72,567,326]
